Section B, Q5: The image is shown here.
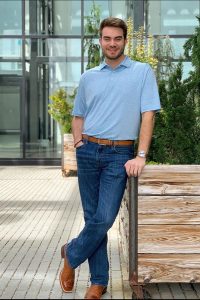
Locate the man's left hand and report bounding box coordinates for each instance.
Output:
[124,156,146,177]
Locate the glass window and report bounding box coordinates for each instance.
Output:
[25,39,81,59]
[25,60,80,159]
[155,37,193,59]
[47,39,81,58]
[25,0,81,35]
[169,38,191,59]
[173,62,193,80]
[24,38,81,159]
[84,0,127,24]
[148,0,200,35]
[0,39,22,58]
[0,0,22,35]
[53,0,81,35]
[0,82,22,158]
[0,62,22,76]
[49,62,81,92]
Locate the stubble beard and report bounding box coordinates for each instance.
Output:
[103,46,125,61]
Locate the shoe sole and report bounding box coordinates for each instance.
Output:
[84,286,107,299]
[103,287,107,294]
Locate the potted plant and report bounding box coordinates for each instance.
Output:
[48,88,77,176]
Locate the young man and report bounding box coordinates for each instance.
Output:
[59,17,160,299]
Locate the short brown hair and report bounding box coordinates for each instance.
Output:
[99,17,127,39]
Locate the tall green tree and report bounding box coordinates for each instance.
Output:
[183,16,200,162]
[184,16,200,103]
[149,17,200,164]
[149,62,198,164]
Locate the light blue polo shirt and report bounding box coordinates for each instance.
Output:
[72,56,161,140]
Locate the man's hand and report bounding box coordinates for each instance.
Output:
[124,156,146,177]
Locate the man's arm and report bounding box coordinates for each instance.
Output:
[72,116,84,148]
[124,111,155,177]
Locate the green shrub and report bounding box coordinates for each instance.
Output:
[48,88,74,134]
[149,62,198,164]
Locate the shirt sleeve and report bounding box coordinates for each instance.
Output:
[140,65,161,113]
[72,75,86,117]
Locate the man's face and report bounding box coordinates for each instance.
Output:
[99,27,127,60]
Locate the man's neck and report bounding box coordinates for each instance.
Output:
[105,54,126,69]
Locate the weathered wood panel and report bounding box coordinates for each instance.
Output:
[138,196,200,224]
[138,225,200,253]
[138,254,200,283]
[139,165,200,195]
[119,165,200,283]
[63,133,77,176]
[119,219,128,265]
[119,192,129,264]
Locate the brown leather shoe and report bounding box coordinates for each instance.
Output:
[59,245,75,293]
[84,285,107,299]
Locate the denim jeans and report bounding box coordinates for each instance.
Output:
[66,139,134,286]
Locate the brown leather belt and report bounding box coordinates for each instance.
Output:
[82,134,134,146]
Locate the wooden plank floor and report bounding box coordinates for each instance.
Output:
[0,167,200,299]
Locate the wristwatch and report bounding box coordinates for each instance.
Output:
[137,150,147,158]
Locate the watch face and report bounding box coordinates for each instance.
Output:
[138,151,146,158]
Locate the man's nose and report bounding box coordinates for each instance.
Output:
[109,39,116,46]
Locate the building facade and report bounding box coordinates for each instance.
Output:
[0,0,199,165]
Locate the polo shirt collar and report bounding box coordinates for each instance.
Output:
[99,56,132,70]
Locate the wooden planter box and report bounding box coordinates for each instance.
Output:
[119,165,200,283]
[62,133,77,176]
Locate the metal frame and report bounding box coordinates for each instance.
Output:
[129,176,151,299]
[129,176,138,284]
[129,176,144,299]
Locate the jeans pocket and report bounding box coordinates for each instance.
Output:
[76,141,86,150]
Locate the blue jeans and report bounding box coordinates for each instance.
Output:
[66,140,134,286]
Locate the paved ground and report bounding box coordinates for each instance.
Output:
[0,166,200,299]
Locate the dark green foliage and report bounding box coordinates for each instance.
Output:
[184,16,200,91]
[149,62,198,164]
[183,16,200,163]
[149,17,200,164]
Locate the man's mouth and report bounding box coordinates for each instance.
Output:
[108,48,117,52]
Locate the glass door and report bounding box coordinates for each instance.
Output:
[25,61,61,159]
[0,76,22,158]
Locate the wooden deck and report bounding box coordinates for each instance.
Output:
[1,166,200,298]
